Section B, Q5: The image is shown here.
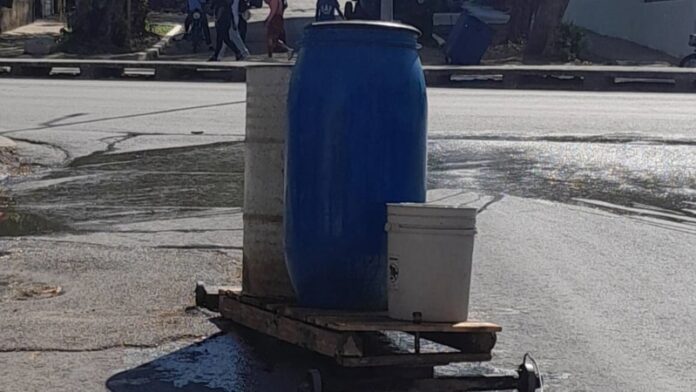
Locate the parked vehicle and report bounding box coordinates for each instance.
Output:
[679,34,696,67]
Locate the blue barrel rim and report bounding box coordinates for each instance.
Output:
[308,21,421,37]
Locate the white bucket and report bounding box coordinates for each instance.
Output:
[386,203,477,322]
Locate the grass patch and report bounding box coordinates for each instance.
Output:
[148,23,177,37]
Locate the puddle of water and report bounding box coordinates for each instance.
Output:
[429,139,696,225]
[3,142,245,236]
[2,187,65,236]
[110,329,318,392]
[0,208,66,237]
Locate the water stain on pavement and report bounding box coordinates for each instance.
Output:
[1,142,245,236]
[107,329,318,392]
[428,139,696,226]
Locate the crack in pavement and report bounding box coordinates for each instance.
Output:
[0,101,246,135]
[8,137,71,162]
[39,113,88,128]
[155,245,243,250]
[477,194,505,215]
[0,334,207,353]
[74,229,243,234]
[21,238,244,252]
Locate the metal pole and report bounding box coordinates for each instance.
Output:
[380,0,393,21]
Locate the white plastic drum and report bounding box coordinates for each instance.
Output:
[386,203,477,322]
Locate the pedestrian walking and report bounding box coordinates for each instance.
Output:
[209,0,243,61]
[315,0,343,22]
[264,0,293,58]
[185,0,212,48]
[227,0,251,59]
[239,0,251,41]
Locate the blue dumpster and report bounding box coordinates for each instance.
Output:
[285,21,428,310]
[446,14,492,65]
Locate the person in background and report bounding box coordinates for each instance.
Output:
[264,0,293,58]
[185,0,212,48]
[315,0,343,22]
[209,0,243,61]
[229,0,251,58]
[238,0,251,41]
[217,0,251,60]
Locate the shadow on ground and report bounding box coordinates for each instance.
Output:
[106,325,319,392]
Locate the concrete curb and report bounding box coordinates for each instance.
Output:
[2,59,696,92]
[138,24,184,61]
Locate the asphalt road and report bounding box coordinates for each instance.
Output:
[0,79,695,391]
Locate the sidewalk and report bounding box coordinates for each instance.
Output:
[0,6,682,67]
[0,15,182,60]
[0,19,63,58]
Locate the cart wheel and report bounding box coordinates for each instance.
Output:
[518,353,544,392]
[679,53,696,68]
[297,369,322,392]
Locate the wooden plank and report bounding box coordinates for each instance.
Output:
[417,332,497,353]
[194,282,240,312]
[219,295,364,358]
[219,290,500,333]
[280,306,385,322]
[316,316,502,333]
[337,352,492,368]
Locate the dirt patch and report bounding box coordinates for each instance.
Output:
[0,146,31,178]
[0,274,63,301]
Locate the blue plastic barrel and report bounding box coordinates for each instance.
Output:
[285,21,428,310]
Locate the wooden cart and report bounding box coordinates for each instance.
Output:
[196,283,543,392]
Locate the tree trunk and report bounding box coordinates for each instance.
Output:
[70,0,147,49]
[507,0,538,42]
[524,0,570,57]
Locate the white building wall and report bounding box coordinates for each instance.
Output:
[565,0,696,58]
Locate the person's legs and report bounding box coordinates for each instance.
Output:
[211,23,226,60]
[222,27,241,57]
[267,34,275,58]
[239,18,248,42]
[212,21,240,60]
[267,15,289,57]
[229,26,249,58]
[202,13,212,45]
[266,22,276,58]
[273,16,292,53]
[185,13,192,33]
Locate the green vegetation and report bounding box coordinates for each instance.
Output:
[556,23,586,61]
[147,23,175,37]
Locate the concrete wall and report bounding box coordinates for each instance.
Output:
[0,0,35,33]
[565,0,696,58]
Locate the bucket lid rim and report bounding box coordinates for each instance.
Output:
[308,21,422,36]
[387,203,478,212]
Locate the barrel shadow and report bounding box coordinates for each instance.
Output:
[105,328,320,392]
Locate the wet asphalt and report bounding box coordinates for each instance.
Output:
[0,80,694,391]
